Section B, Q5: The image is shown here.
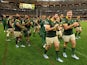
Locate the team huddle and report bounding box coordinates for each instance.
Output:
[2,10,82,63]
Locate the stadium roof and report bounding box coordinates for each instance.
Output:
[1,0,87,2]
[37,0,87,1]
[38,0,65,1]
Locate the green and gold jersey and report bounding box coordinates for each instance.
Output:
[39,19,46,34]
[74,19,81,27]
[6,18,13,28]
[24,19,31,30]
[44,19,56,37]
[62,18,75,35]
[2,17,7,24]
[14,19,22,31]
[2,17,8,29]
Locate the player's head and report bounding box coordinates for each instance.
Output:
[15,13,20,19]
[47,15,51,19]
[54,14,59,19]
[52,14,59,21]
[77,16,80,19]
[16,13,20,17]
[66,10,73,18]
[41,15,46,20]
[60,14,64,18]
[25,15,29,19]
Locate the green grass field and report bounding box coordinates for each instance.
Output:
[0,22,87,65]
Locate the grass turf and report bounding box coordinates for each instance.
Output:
[0,22,87,65]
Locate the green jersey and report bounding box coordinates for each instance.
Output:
[75,19,81,27]
[6,18,13,29]
[2,17,7,25]
[40,19,46,33]
[14,19,22,31]
[24,19,31,30]
[44,19,56,37]
[63,18,75,35]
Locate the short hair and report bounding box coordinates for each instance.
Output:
[67,10,72,13]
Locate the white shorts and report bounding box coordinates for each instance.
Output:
[46,36,60,46]
[14,31,22,37]
[76,27,82,31]
[56,30,62,36]
[63,34,75,42]
[6,28,14,33]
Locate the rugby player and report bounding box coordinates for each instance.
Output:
[39,15,46,48]
[75,16,82,39]
[23,15,32,46]
[56,14,63,39]
[43,14,63,62]
[62,10,79,60]
[6,15,14,41]
[2,15,7,32]
[14,14,26,48]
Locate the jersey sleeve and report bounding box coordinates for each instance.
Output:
[44,20,50,25]
[62,18,67,24]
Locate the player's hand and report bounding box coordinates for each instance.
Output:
[22,26,27,30]
[54,24,59,28]
[53,24,59,31]
[73,22,79,27]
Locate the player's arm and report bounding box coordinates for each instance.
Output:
[29,20,33,25]
[35,20,39,25]
[16,22,25,29]
[26,21,31,25]
[57,25,62,30]
[44,24,58,31]
[63,22,79,30]
[22,21,25,26]
[63,23,73,30]
[9,20,13,28]
[76,20,80,26]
